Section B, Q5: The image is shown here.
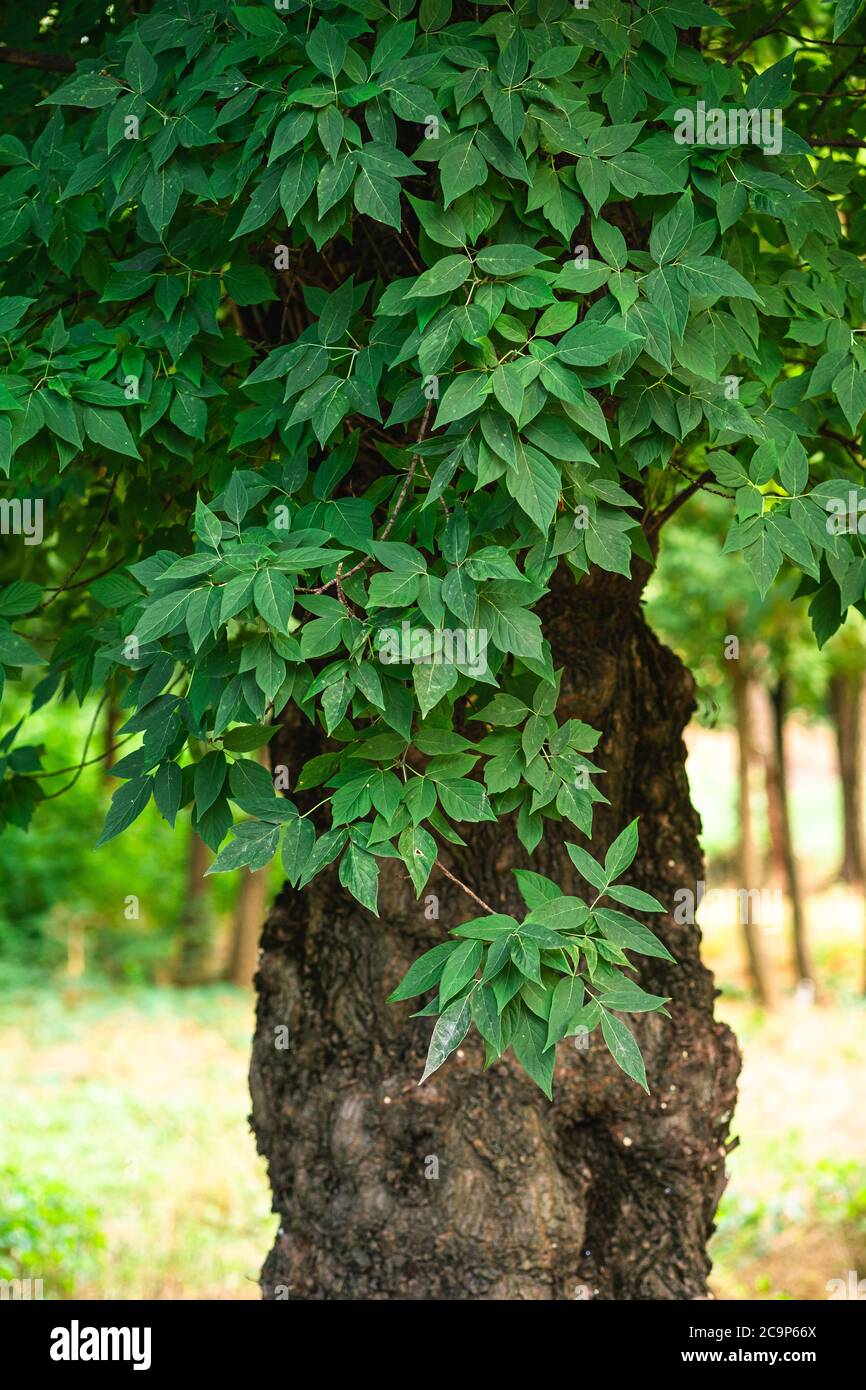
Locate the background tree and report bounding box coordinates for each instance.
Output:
[2,0,866,1300]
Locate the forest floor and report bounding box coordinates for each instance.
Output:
[1,955,864,1300]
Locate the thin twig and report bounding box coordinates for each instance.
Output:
[668,457,733,500]
[809,51,864,140]
[726,0,802,65]
[811,138,866,148]
[649,470,716,532]
[38,695,109,797]
[300,400,434,596]
[0,47,75,72]
[39,477,118,611]
[380,398,434,539]
[334,560,358,616]
[434,857,495,915]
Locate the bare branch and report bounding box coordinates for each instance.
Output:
[0,47,75,72]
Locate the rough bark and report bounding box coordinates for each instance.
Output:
[250,566,740,1300]
[730,664,773,1006]
[829,672,864,885]
[769,680,815,988]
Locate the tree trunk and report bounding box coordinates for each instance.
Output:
[757,684,786,887]
[227,866,270,988]
[769,680,815,988]
[829,672,864,885]
[730,663,773,1006]
[250,567,740,1300]
[174,830,212,985]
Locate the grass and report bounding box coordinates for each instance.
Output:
[0,984,272,1299]
[2,968,864,1299]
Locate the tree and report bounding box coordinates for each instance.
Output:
[2,0,866,1299]
[646,497,777,1002]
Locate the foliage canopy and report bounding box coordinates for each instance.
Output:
[1,0,865,1092]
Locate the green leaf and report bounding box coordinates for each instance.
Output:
[398,824,437,894]
[125,36,159,94]
[598,978,670,1014]
[133,590,193,643]
[475,244,547,275]
[649,191,694,265]
[526,896,589,932]
[0,297,35,334]
[0,626,44,666]
[510,934,542,984]
[307,19,347,79]
[339,841,380,915]
[194,750,227,816]
[389,940,459,1002]
[420,994,472,1082]
[195,496,223,550]
[545,975,586,1050]
[354,167,401,229]
[605,884,665,912]
[253,568,294,631]
[153,762,182,827]
[600,1009,648,1092]
[512,1006,555,1098]
[142,164,183,235]
[676,256,763,306]
[506,441,560,532]
[280,150,318,224]
[440,137,487,206]
[439,937,482,1003]
[280,814,315,887]
[83,406,141,460]
[594,908,675,963]
[471,984,502,1050]
[409,254,472,297]
[97,776,152,847]
[604,818,639,880]
[834,0,865,39]
[207,823,280,874]
[557,320,638,366]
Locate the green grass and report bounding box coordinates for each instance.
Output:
[3,976,865,1300]
[0,984,272,1299]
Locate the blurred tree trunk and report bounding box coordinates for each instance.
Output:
[769,680,814,989]
[103,694,118,779]
[174,830,211,985]
[227,866,269,988]
[250,566,740,1300]
[759,684,786,887]
[829,673,864,885]
[730,663,772,1006]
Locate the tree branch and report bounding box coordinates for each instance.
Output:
[812,138,866,148]
[0,47,75,72]
[726,0,803,65]
[434,858,495,915]
[649,471,716,533]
